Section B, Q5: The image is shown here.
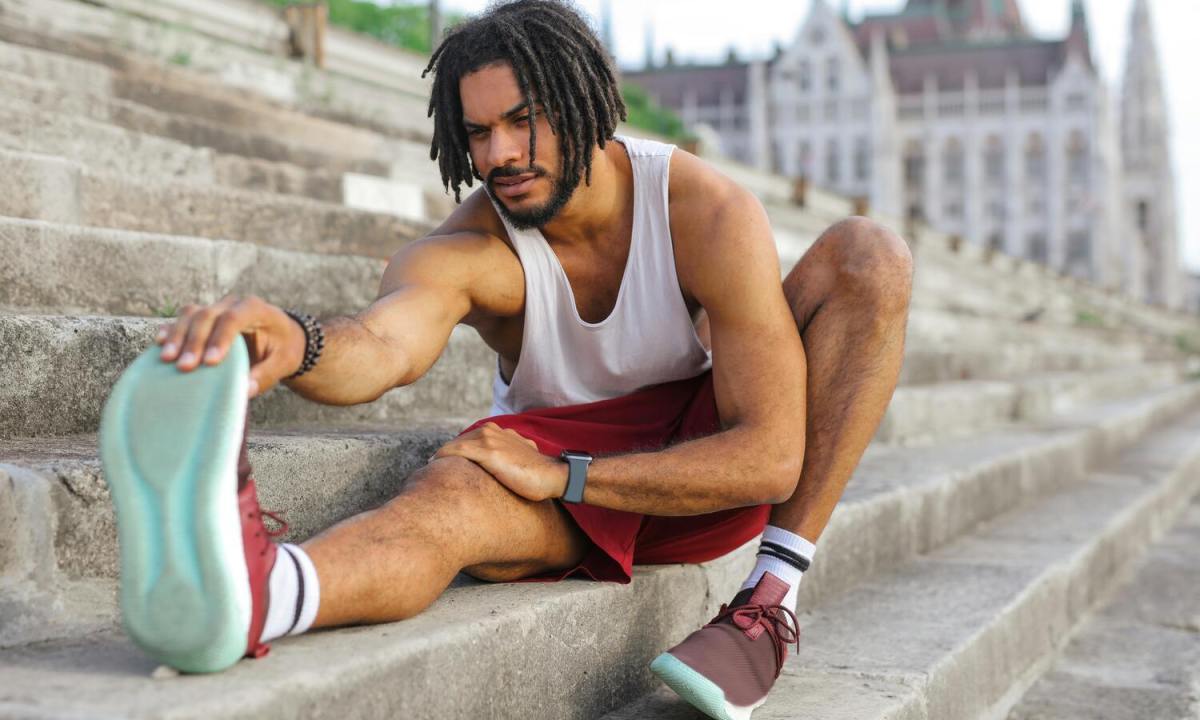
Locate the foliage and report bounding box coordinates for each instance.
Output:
[153,300,181,318]
[264,0,462,54]
[1074,309,1104,327]
[168,50,192,67]
[1174,332,1200,355]
[621,82,689,142]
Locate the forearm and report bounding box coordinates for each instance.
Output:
[579,426,801,516]
[282,316,409,406]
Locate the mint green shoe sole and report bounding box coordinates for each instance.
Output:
[99,337,252,673]
[650,652,766,720]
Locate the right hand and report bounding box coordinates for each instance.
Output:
[156,295,307,398]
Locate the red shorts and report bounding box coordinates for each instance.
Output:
[458,371,772,584]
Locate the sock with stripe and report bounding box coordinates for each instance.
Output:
[260,542,320,644]
[738,525,815,614]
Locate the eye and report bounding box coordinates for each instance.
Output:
[514,115,530,125]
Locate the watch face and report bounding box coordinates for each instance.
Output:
[562,450,592,461]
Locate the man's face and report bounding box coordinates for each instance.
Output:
[460,62,577,229]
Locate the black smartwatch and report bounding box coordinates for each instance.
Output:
[559,449,592,504]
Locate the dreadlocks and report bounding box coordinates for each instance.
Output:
[421,0,627,203]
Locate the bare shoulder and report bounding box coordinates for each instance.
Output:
[666,148,779,303]
[381,187,524,320]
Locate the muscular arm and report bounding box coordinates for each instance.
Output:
[580,154,808,516]
[285,195,522,406]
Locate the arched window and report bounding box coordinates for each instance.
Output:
[943,137,964,185]
[1025,134,1045,181]
[826,138,841,184]
[903,139,925,193]
[1068,131,1089,185]
[984,135,1005,185]
[1027,233,1047,263]
[854,137,870,181]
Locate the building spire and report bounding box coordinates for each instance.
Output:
[600,0,614,59]
[643,17,655,70]
[1064,0,1093,67]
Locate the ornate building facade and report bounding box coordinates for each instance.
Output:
[624,0,1182,309]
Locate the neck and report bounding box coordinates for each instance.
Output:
[540,140,631,248]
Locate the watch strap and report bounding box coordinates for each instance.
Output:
[560,450,591,504]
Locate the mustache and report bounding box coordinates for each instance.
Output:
[487,165,548,184]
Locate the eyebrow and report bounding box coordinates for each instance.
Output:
[463,101,531,130]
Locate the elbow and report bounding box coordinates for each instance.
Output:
[759,445,804,505]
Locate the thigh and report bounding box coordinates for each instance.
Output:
[409,457,590,583]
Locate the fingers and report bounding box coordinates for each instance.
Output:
[158,303,201,362]
[174,297,239,371]
[430,423,541,463]
[205,298,259,366]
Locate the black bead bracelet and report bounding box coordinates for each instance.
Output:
[283,309,325,379]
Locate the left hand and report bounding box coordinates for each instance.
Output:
[433,423,568,502]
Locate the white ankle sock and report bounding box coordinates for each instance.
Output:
[260,543,320,644]
[739,525,816,613]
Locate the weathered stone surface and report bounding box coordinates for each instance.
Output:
[0,98,215,183]
[0,216,383,317]
[1006,499,1200,720]
[604,410,1200,720]
[0,315,494,438]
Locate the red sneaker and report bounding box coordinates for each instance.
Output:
[649,572,799,720]
[100,337,286,673]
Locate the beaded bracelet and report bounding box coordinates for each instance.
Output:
[283,309,325,379]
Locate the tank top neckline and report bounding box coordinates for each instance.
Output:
[519,135,639,331]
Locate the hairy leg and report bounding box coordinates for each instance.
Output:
[301,456,590,628]
[773,217,913,540]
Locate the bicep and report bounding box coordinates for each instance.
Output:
[681,191,806,431]
[361,233,508,384]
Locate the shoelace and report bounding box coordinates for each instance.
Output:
[246,507,290,556]
[709,601,801,677]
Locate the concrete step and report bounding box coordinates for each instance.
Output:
[0,68,341,204]
[0,383,1196,717]
[0,149,431,258]
[0,96,215,184]
[3,378,1190,591]
[0,39,396,177]
[0,217,383,319]
[0,314,495,439]
[0,0,433,140]
[878,362,1181,445]
[0,214,1155,373]
[1005,496,1200,720]
[604,405,1200,720]
[0,305,1154,440]
[0,425,460,589]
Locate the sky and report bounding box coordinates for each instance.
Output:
[437,0,1198,271]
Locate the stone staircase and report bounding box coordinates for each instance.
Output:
[1,2,1198,719]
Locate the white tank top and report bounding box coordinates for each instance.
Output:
[490,134,712,415]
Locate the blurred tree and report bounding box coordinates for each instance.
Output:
[622,82,689,142]
[265,0,460,54]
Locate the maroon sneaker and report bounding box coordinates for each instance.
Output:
[649,572,799,720]
[101,337,286,673]
[237,436,288,661]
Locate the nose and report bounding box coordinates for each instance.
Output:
[487,125,525,173]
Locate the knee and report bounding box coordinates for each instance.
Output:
[406,456,497,498]
[816,216,913,314]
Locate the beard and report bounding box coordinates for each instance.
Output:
[485,164,580,230]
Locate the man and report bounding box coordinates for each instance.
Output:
[99,1,913,717]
